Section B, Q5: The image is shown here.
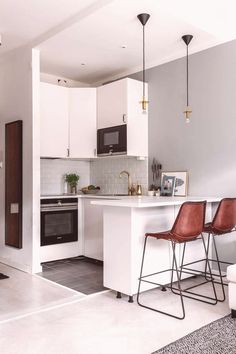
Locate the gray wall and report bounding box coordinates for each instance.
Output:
[132,39,236,197]
[132,39,236,266]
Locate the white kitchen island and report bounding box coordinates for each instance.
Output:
[92,196,221,301]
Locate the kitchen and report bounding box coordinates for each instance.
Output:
[38,75,150,294]
[1,1,236,353]
[1,0,236,295]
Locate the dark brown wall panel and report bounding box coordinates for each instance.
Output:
[5,120,23,248]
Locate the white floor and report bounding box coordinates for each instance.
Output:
[0,263,230,354]
[0,263,85,322]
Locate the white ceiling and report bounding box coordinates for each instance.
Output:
[2,0,236,85]
[0,0,100,53]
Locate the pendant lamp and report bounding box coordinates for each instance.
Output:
[137,13,150,114]
[182,34,193,123]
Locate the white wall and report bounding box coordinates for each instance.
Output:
[132,39,236,266]
[0,47,41,273]
[132,40,236,198]
[41,158,90,195]
[32,49,41,273]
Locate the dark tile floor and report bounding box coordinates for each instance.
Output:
[37,257,107,295]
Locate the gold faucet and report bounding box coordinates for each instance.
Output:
[119,170,132,196]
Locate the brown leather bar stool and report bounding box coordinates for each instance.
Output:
[179,198,236,302]
[137,201,217,320]
[203,198,236,301]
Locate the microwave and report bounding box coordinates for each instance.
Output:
[97,124,127,156]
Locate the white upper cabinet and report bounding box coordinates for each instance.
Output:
[40,78,148,159]
[126,79,148,157]
[69,88,96,158]
[40,83,97,159]
[97,78,148,157]
[97,79,127,129]
[40,83,69,158]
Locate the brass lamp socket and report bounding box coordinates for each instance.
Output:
[183,106,192,119]
[140,97,149,111]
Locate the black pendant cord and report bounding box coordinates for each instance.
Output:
[137,13,150,108]
[186,44,189,107]
[142,25,145,99]
[182,34,193,111]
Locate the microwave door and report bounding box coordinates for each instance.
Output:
[97,125,127,155]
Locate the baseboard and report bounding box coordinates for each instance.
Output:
[0,257,31,273]
[83,256,103,266]
[41,255,103,266]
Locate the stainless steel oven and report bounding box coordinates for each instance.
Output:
[40,198,78,246]
[97,124,127,156]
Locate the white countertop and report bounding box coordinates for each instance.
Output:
[40,194,221,207]
[40,194,119,200]
[91,196,221,208]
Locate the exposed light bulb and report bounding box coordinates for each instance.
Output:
[140,97,149,114]
[183,106,192,123]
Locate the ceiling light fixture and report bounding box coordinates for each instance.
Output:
[182,34,193,123]
[137,13,150,114]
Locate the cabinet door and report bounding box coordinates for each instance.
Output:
[83,199,103,261]
[97,79,127,129]
[127,79,148,157]
[40,83,69,158]
[69,88,96,158]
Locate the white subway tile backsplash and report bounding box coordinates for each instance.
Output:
[40,159,90,195]
[41,157,148,196]
[90,157,148,195]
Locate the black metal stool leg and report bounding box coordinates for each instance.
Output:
[179,242,186,281]
[171,236,218,305]
[171,242,186,295]
[171,241,185,319]
[170,243,175,292]
[171,242,186,294]
[137,238,185,320]
[212,235,226,302]
[137,236,148,302]
[201,234,217,304]
[204,233,211,281]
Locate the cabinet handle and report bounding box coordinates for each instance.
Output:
[67,148,70,157]
[94,148,97,157]
[122,114,127,123]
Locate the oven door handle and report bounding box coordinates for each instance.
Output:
[41,206,78,212]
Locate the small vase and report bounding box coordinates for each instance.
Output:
[70,185,77,194]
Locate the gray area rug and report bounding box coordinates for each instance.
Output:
[153,315,236,354]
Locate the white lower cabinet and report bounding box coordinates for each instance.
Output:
[83,198,104,261]
[103,204,213,296]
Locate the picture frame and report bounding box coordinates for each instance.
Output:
[160,174,176,197]
[161,171,188,197]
